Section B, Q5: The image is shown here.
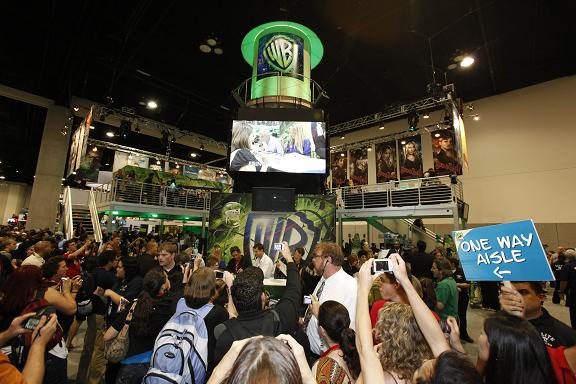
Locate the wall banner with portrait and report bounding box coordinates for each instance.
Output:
[375,141,398,182]
[431,128,462,176]
[349,148,369,185]
[330,151,348,188]
[399,135,424,180]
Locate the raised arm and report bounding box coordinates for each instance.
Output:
[389,254,450,357]
[356,260,386,384]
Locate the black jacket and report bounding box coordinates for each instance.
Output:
[213,262,302,365]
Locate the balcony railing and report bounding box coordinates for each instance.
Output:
[93,178,213,211]
[332,176,463,210]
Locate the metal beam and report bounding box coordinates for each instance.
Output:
[0,84,54,108]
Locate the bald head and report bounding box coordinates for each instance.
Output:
[34,241,51,258]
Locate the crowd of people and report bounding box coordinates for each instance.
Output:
[0,225,575,383]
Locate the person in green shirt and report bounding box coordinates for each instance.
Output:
[431,258,459,320]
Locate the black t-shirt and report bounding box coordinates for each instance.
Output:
[530,308,576,348]
[108,276,144,323]
[453,266,470,297]
[561,261,576,304]
[165,266,183,292]
[92,268,117,315]
[230,149,261,172]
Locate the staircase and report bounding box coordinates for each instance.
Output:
[71,205,94,236]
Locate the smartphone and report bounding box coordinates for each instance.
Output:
[215,270,225,279]
[440,320,452,335]
[273,243,284,251]
[303,295,312,305]
[24,306,57,330]
[372,259,393,274]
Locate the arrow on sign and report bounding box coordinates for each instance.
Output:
[493,266,512,279]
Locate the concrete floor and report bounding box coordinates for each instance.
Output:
[66,297,572,382]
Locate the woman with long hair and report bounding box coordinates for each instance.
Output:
[285,124,311,156]
[431,258,458,320]
[230,122,268,172]
[478,311,556,384]
[104,269,172,384]
[313,301,360,383]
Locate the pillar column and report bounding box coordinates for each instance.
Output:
[27,105,70,230]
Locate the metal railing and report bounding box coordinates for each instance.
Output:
[402,219,440,242]
[232,71,328,106]
[333,176,463,210]
[94,178,212,211]
[62,187,74,239]
[89,189,103,243]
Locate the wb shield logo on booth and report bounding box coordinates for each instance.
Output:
[263,35,298,72]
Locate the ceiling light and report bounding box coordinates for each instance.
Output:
[460,56,475,68]
[340,153,345,157]
[213,47,223,55]
[105,163,110,166]
[106,131,115,137]
[73,106,80,112]
[200,144,205,151]
[206,38,217,46]
[72,171,76,175]
[16,170,19,173]
[0,176,5,180]
[61,178,65,181]
[434,133,441,138]
[92,146,98,152]
[199,44,211,53]
[367,147,372,151]
[146,100,158,110]
[191,153,197,158]
[156,160,161,165]
[90,125,95,130]
[473,114,480,121]
[176,164,180,169]
[379,126,385,130]
[423,112,430,119]
[401,140,406,145]
[447,63,458,70]
[466,104,474,112]
[340,136,345,140]
[33,175,35,178]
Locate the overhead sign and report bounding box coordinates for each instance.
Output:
[453,220,554,281]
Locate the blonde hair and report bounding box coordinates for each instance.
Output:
[374,302,433,381]
[232,122,253,152]
[289,124,305,154]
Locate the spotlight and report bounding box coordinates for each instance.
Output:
[61,178,65,181]
[191,153,197,158]
[460,56,475,68]
[146,100,158,110]
[341,136,345,140]
[213,47,224,55]
[199,44,211,53]
[200,144,205,151]
[72,171,77,175]
[92,146,98,152]
[73,106,80,112]
[176,164,180,169]
[367,147,372,151]
[0,176,4,180]
[89,125,95,130]
[466,104,474,112]
[340,153,345,157]
[206,38,217,46]
[407,111,419,132]
[156,160,161,165]
[379,126,385,130]
[473,114,480,121]
[423,112,430,119]
[106,131,115,138]
[401,140,406,145]
[434,133,441,138]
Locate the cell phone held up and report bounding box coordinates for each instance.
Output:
[273,243,284,251]
[372,259,394,274]
[24,306,57,330]
[303,295,312,305]
[215,270,225,279]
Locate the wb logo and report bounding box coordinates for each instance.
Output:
[263,35,297,72]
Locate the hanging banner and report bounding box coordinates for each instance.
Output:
[67,107,92,176]
[349,148,368,185]
[452,102,469,171]
[208,193,336,263]
[399,135,423,180]
[331,152,348,188]
[376,141,398,182]
[431,129,462,176]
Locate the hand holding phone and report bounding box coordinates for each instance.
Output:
[303,295,312,305]
[273,243,284,251]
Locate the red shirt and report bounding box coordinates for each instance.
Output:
[548,346,576,384]
[64,251,82,278]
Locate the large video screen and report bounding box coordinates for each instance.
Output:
[229,120,327,174]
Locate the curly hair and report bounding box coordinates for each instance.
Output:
[375,302,433,380]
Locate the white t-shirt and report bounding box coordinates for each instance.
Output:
[306,268,358,355]
[22,253,44,267]
[253,254,275,279]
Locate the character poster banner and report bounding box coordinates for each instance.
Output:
[349,148,368,185]
[452,103,469,171]
[67,107,93,176]
[330,152,347,188]
[399,135,424,180]
[208,193,336,263]
[431,128,462,176]
[375,141,398,182]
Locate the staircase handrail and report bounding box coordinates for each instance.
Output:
[62,186,74,240]
[89,188,102,243]
[402,218,440,242]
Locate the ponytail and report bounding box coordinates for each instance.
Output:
[340,328,361,380]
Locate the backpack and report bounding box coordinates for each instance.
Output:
[214,309,281,342]
[143,301,213,384]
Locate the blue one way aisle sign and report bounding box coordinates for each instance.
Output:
[453,220,554,281]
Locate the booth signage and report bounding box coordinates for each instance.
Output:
[453,220,554,281]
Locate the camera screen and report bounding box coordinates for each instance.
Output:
[215,271,225,279]
[303,295,312,305]
[273,243,283,251]
[374,259,390,272]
